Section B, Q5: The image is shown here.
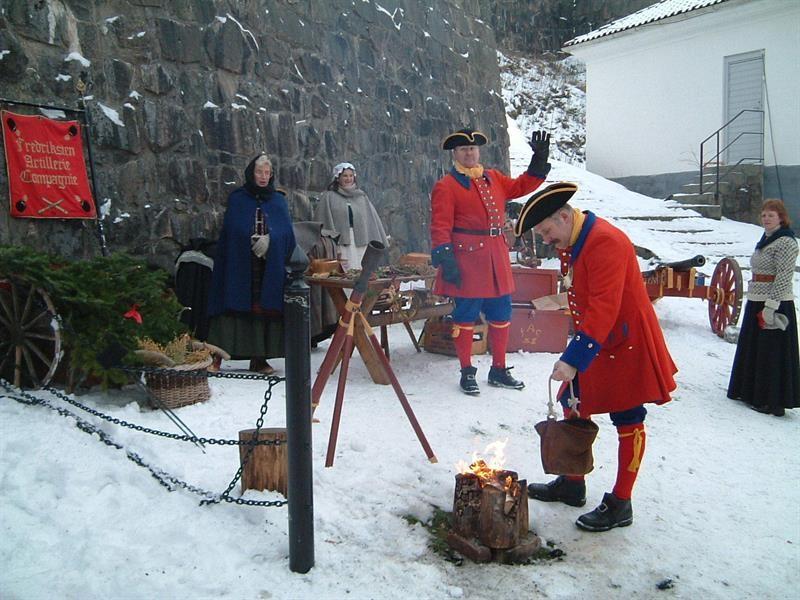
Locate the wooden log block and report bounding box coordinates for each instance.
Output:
[239,428,287,497]
[517,478,530,538]
[445,531,491,563]
[507,533,542,564]
[452,473,482,538]
[478,471,522,550]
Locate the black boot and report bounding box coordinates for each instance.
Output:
[576,492,633,532]
[488,366,525,390]
[750,404,785,417]
[459,366,479,395]
[527,475,586,507]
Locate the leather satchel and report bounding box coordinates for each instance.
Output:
[535,380,599,476]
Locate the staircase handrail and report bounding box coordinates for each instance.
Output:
[699,109,764,196]
[703,131,763,170]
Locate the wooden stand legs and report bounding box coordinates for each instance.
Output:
[311,294,437,467]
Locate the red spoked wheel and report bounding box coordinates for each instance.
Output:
[707,257,743,337]
[0,278,62,389]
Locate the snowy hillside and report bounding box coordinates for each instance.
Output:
[499,51,586,165]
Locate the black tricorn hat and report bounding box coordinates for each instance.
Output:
[441,128,488,150]
[513,182,579,236]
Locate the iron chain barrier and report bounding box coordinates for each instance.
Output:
[0,371,289,508]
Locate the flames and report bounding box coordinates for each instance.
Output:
[457,439,514,492]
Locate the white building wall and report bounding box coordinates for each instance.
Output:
[568,0,800,179]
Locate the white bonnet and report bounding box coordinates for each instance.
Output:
[332,162,356,179]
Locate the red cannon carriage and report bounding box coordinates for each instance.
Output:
[642,255,743,337]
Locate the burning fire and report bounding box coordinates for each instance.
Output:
[457,439,515,492]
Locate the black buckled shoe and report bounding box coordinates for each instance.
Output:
[488,366,525,390]
[460,366,480,395]
[527,475,586,507]
[576,492,633,532]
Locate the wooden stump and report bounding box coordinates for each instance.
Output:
[239,427,287,497]
[452,472,482,538]
[448,470,540,563]
[477,470,523,550]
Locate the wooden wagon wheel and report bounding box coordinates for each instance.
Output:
[0,278,62,389]
[707,257,743,337]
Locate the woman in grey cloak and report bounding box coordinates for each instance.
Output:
[314,162,389,269]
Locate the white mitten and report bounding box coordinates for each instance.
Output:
[251,234,270,258]
[761,300,788,331]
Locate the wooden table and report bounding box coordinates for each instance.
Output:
[307,274,452,385]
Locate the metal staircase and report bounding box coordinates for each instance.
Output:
[668,109,764,220]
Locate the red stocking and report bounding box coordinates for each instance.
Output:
[488,320,510,368]
[452,323,474,369]
[613,423,646,500]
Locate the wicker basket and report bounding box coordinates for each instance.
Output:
[144,356,212,409]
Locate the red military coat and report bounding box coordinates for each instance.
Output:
[559,213,677,415]
[431,168,545,298]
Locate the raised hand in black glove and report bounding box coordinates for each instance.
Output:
[527,130,551,178]
[431,244,462,288]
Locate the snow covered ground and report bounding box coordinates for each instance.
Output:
[3,88,800,600]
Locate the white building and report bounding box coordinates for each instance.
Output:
[563,0,800,224]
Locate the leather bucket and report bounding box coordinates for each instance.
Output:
[535,417,599,475]
[535,379,599,476]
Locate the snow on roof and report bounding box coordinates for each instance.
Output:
[564,0,731,48]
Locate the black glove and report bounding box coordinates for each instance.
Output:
[432,245,462,288]
[528,130,551,178]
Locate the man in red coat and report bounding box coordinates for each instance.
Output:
[431,127,550,395]
[515,182,678,532]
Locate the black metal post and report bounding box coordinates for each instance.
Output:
[284,246,314,573]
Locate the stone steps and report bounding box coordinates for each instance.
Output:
[671,204,722,219]
[670,191,718,205]
[680,182,729,195]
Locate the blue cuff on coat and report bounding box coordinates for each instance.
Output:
[431,243,453,267]
[560,331,601,372]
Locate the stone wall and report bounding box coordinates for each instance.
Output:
[0,0,510,266]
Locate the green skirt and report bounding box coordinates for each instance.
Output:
[207,313,285,360]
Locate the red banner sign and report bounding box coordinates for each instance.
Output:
[2,110,96,219]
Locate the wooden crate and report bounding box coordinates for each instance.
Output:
[506,308,571,353]
[511,266,559,302]
[422,317,488,356]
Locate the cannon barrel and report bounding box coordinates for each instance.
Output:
[641,255,705,278]
[353,241,386,294]
[649,254,706,272]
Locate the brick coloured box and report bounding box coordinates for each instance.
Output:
[507,308,571,353]
[422,317,488,356]
[511,266,560,302]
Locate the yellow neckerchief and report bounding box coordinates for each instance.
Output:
[454,160,484,179]
[568,208,585,247]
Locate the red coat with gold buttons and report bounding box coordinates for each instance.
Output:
[559,212,677,415]
[431,168,545,298]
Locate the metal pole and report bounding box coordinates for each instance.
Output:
[283,246,314,573]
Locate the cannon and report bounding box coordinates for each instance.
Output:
[643,255,743,336]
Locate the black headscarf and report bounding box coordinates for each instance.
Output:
[243,153,276,200]
[755,226,796,250]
